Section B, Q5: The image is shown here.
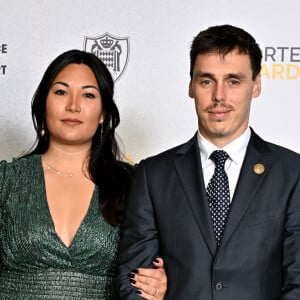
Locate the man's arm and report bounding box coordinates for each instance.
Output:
[281,174,300,299]
[118,160,160,299]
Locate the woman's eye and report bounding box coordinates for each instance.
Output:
[84,93,96,99]
[54,89,67,95]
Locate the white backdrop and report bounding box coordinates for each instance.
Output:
[0,0,299,163]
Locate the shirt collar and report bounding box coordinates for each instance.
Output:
[197,128,251,165]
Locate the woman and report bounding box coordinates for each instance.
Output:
[0,50,166,299]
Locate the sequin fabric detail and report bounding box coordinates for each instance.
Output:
[0,269,117,299]
[0,155,119,299]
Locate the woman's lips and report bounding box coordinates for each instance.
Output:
[61,118,82,126]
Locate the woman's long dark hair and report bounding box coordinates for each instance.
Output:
[24,49,132,225]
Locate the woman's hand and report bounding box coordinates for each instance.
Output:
[128,257,167,299]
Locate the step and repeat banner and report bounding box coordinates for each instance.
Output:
[1,0,299,162]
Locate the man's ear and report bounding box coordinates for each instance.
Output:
[188,81,194,98]
[252,74,261,98]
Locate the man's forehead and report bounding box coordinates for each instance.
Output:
[192,51,253,78]
[196,49,250,61]
[194,51,252,70]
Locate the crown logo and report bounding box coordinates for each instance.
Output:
[100,36,114,48]
[84,33,130,81]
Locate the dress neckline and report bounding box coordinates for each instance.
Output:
[36,154,97,250]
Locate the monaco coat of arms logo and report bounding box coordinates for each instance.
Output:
[84,33,129,81]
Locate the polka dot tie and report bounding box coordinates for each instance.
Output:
[207,150,230,246]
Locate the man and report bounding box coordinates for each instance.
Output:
[118,25,300,299]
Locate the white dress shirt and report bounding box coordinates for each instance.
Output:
[197,128,251,202]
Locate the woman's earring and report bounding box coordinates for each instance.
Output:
[40,123,45,137]
[100,123,103,143]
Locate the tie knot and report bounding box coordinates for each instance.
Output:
[210,150,229,168]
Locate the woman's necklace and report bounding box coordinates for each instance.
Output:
[44,156,83,177]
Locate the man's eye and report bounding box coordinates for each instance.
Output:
[200,80,212,86]
[229,79,240,86]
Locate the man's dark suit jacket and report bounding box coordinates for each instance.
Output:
[118,129,300,299]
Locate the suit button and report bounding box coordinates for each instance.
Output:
[215,282,223,291]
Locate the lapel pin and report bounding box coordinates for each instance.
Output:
[253,163,265,175]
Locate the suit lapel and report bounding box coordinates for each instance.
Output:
[174,135,217,256]
[219,130,272,250]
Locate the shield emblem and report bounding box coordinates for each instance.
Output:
[84,33,130,81]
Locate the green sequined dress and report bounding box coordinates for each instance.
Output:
[0,155,120,299]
